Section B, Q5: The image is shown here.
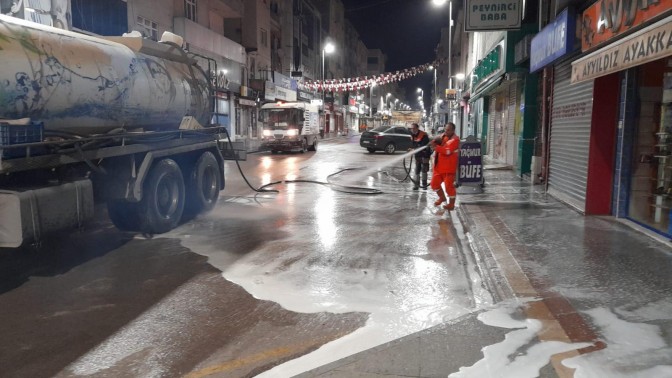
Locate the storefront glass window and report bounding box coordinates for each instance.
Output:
[628,58,672,235]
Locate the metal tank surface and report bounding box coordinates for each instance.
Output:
[0,14,211,135]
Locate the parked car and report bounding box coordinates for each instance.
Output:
[359,125,413,154]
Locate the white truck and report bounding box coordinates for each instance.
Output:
[0,15,244,247]
[259,102,320,153]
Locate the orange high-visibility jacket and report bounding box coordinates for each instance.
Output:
[433,134,460,174]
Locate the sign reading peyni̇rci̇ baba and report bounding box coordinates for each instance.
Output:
[465,0,522,31]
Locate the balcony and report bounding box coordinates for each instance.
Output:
[174,17,245,64]
[209,0,243,18]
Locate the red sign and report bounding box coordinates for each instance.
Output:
[581,0,672,51]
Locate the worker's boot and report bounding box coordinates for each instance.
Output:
[412,176,419,190]
[421,173,428,189]
[434,190,446,206]
[443,197,456,211]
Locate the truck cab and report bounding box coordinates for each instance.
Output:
[259,102,320,153]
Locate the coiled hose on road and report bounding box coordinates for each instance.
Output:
[221,129,383,195]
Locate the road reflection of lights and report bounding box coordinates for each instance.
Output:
[262,173,272,185]
[261,156,273,169]
[286,173,297,181]
[314,189,336,250]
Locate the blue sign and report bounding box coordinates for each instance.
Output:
[530,8,575,73]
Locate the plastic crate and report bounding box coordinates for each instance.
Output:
[1,122,44,158]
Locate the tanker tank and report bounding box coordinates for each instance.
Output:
[0,14,211,135]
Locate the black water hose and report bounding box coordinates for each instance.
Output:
[403,151,430,189]
[220,128,280,194]
[219,130,381,195]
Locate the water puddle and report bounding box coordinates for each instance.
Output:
[450,299,591,378]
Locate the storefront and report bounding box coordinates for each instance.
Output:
[467,41,506,160]
[570,2,672,232]
[468,38,525,168]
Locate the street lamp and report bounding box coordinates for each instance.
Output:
[322,41,335,105]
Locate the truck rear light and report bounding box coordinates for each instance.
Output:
[374,135,382,140]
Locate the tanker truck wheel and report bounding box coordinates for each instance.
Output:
[308,139,317,151]
[107,200,140,231]
[138,159,185,234]
[186,151,221,216]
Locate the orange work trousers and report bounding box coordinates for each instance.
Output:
[430,173,456,197]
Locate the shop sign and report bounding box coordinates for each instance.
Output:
[472,44,504,90]
[238,98,256,106]
[212,70,230,90]
[465,0,521,31]
[298,90,314,100]
[458,137,483,184]
[445,89,458,100]
[581,0,672,51]
[264,81,298,101]
[274,86,297,102]
[273,72,298,91]
[572,16,672,83]
[530,8,576,72]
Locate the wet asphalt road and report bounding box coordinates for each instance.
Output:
[0,135,488,378]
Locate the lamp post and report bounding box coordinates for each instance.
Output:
[322,41,335,106]
[432,0,453,121]
[369,82,376,117]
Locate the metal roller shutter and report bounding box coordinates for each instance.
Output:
[548,60,595,212]
[506,83,517,166]
[487,96,496,157]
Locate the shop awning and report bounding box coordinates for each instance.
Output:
[469,75,504,103]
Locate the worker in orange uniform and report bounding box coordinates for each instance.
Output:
[430,122,460,210]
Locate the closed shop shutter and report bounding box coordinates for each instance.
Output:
[548,59,595,212]
[487,96,496,156]
[506,83,517,166]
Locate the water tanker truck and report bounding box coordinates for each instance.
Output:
[0,14,238,247]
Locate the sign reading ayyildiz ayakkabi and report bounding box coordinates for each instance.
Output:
[466,0,521,31]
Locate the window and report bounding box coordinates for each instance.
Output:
[136,16,158,41]
[185,0,197,22]
[260,28,268,47]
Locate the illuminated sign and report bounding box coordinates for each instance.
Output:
[581,0,672,51]
[572,16,672,83]
[466,0,521,31]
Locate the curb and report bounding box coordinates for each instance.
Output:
[456,204,514,303]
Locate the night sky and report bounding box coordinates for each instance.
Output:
[341,0,451,109]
